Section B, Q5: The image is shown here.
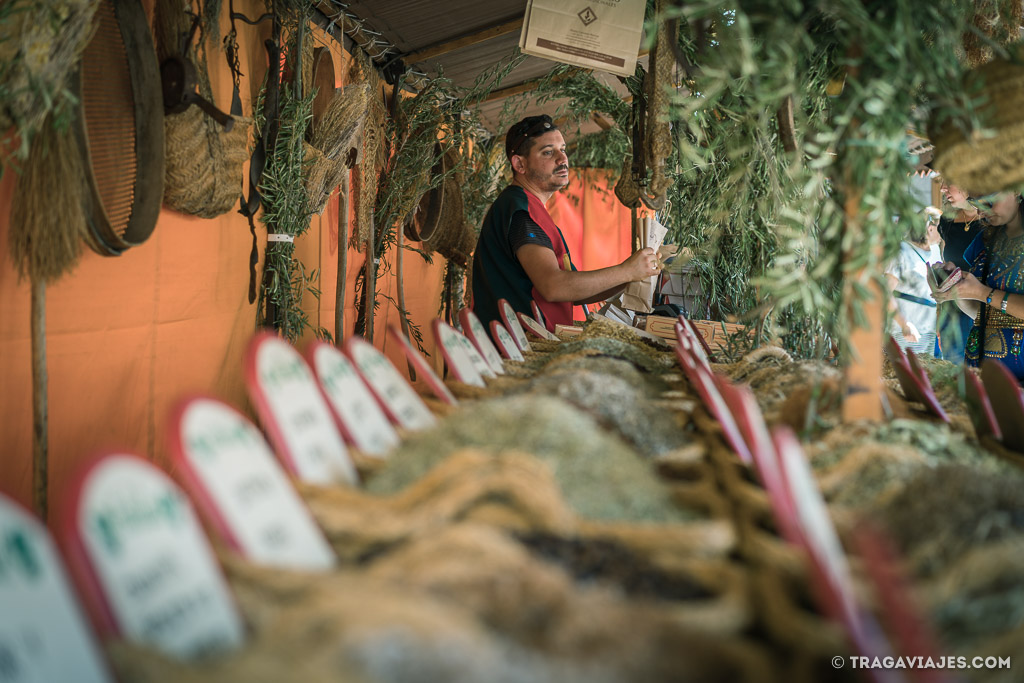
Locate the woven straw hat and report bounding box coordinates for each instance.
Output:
[930,45,1024,195]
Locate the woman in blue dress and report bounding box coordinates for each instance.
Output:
[935,192,1024,381]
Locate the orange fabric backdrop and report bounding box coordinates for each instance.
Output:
[0,4,631,513]
[547,168,634,320]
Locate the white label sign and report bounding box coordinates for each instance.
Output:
[311,343,400,457]
[434,321,486,387]
[490,321,525,361]
[774,430,862,632]
[345,336,437,431]
[0,495,112,683]
[457,332,497,379]
[73,455,244,660]
[173,398,337,571]
[386,325,458,406]
[248,335,357,485]
[518,312,559,341]
[531,301,546,328]
[499,300,531,351]
[460,309,505,375]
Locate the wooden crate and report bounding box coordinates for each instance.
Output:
[644,316,750,351]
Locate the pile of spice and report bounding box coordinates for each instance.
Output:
[368,395,695,523]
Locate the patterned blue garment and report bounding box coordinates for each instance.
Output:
[964,227,1024,379]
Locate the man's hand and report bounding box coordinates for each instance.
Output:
[518,244,662,304]
[620,247,661,282]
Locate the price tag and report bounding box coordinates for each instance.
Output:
[61,454,244,660]
[772,428,864,639]
[308,342,400,457]
[433,320,486,387]
[0,494,112,683]
[715,382,799,543]
[386,325,458,405]
[517,312,559,341]
[675,350,752,463]
[344,336,437,430]
[458,333,496,378]
[530,301,546,329]
[169,397,337,571]
[489,321,525,361]
[459,309,505,375]
[244,333,357,485]
[981,358,1024,451]
[498,299,531,352]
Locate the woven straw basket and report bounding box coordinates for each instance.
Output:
[930,46,1024,195]
[164,108,251,218]
[405,147,475,265]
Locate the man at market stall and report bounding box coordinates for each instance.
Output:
[471,114,660,334]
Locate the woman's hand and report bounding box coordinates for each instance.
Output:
[938,270,989,303]
[901,321,920,343]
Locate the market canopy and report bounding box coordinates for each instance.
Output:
[311,0,636,135]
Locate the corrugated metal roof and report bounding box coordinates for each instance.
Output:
[316,0,636,138]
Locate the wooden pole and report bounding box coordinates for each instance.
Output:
[631,207,640,251]
[364,211,376,343]
[31,277,47,521]
[841,182,885,421]
[335,174,349,344]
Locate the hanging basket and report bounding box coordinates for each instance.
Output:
[164,108,252,218]
[405,144,447,243]
[426,172,473,265]
[155,0,251,219]
[929,46,1024,195]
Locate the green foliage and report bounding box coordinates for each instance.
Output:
[569,128,630,170]
[254,40,329,343]
[370,52,526,341]
[664,0,984,360]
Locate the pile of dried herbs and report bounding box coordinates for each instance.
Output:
[368,396,695,523]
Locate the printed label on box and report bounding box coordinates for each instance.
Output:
[519,0,646,77]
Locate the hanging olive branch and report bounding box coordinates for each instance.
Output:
[253,9,331,343]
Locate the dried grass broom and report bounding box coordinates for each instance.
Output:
[9,120,88,282]
[8,117,90,520]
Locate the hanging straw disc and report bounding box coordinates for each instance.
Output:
[930,45,1024,195]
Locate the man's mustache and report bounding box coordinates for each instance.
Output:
[555,165,569,173]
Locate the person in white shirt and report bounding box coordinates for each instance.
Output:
[884,209,943,356]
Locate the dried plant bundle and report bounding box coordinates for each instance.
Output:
[9,122,88,282]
